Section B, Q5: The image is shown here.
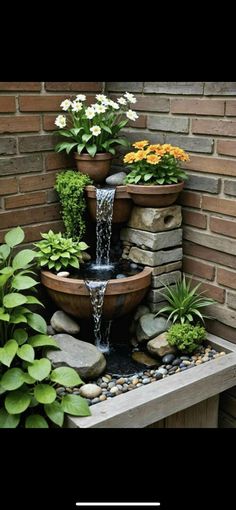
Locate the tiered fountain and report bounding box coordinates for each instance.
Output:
[41,184,152,352]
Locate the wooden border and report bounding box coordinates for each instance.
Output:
[66,334,236,428]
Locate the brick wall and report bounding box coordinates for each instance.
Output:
[106,81,236,344]
[0,81,103,244]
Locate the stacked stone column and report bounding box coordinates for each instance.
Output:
[120,205,183,312]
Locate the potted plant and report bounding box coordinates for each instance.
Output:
[124,140,189,207]
[54,92,139,183]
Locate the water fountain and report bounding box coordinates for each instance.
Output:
[41,185,152,350]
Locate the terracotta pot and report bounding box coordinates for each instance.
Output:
[74,153,113,183]
[126,181,184,207]
[85,185,133,224]
[41,267,152,320]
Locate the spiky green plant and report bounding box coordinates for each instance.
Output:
[156,276,215,324]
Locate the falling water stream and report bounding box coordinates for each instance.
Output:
[85,187,115,353]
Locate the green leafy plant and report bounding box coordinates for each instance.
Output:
[124,141,189,185]
[54,92,138,156]
[55,170,92,240]
[0,227,90,427]
[156,276,215,324]
[34,230,89,272]
[167,323,206,353]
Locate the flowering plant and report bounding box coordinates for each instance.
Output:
[54,93,139,157]
[124,141,189,185]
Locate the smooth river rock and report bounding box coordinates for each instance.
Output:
[80,384,102,399]
[105,172,126,186]
[136,314,169,343]
[51,311,80,335]
[147,332,176,358]
[47,334,106,379]
[132,351,159,366]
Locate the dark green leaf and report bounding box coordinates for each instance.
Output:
[1,368,25,390]
[86,144,97,157]
[13,328,28,345]
[61,394,91,416]
[0,408,20,428]
[0,340,18,367]
[5,390,31,414]
[44,401,64,427]
[27,313,47,333]
[25,415,49,428]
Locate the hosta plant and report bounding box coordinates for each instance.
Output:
[0,227,90,427]
[156,276,215,324]
[167,323,206,354]
[34,230,89,272]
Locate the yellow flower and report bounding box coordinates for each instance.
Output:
[132,140,149,149]
[134,150,148,162]
[146,154,161,165]
[123,152,137,164]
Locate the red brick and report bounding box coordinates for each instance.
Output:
[185,276,225,303]
[0,96,16,113]
[226,101,236,116]
[0,116,40,134]
[183,154,236,176]
[0,204,60,229]
[45,82,102,92]
[19,95,67,112]
[0,177,18,196]
[43,114,57,131]
[128,115,146,129]
[5,191,46,209]
[0,220,64,244]
[217,268,236,290]
[183,240,236,270]
[178,190,201,208]
[205,319,236,343]
[19,172,58,192]
[192,118,236,136]
[210,216,236,238]
[202,195,236,217]
[45,152,74,171]
[171,98,224,115]
[182,209,207,229]
[183,256,215,280]
[217,140,236,157]
[0,82,41,91]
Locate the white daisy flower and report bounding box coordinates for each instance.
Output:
[60,99,72,111]
[126,110,139,121]
[76,94,86,101]
[96,94,108,102]
[72,101,83,112]
[124,92,137,104]
[90,125,101,136]
[109,100,120,110]
[117,97,127,105]
[55,115,67,128]
[85,107,96,119]
[94,103,107,114]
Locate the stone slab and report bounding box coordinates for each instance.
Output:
[152,261,182,276]
[147,285,176,303]
[121,227,182,251]
[127,205,182,232]
[151,270,181,289]
[128,247,183,267]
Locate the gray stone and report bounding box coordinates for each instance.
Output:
[47,325,56,336]
[148,301,168,313]
[121,227,182,251]
[80,384,102,399]
[122,130,165,145]
[147,115,189,133]
[152,261,182,276]
[162,353,175,364]
[105,172,126,186]
[144,82,204,94]
[207,304,236,329]
[131,351,159,366]
[152,271,181,289]
[147,286,176,303]
[129,247,183,267]
[185,172,220,193]
[127,205,182,233]
[184,227,236,256]
[134,305,150,321]
[47,334,106,379]
[204,82,236,95]
[224,180,236,197]
[136,314,169,342]
[57,271,70,277]
[147,332,176,358]
[0,137,16,156]
[107,82,143,92]
[227,291,236,310]
[51,311,80,335]
[165,135,213,154]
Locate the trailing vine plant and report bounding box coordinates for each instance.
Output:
[55,170,92,241]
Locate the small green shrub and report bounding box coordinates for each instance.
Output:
[0,227,90,427]
[167,323,206,353]
[55,170,92,240]
[156,276,215,324]
[34,230,89,272]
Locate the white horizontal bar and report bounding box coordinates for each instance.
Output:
[76,504,160,507]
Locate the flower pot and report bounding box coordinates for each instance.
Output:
[74,153,113,183]
[85,185,133,224]
[126,181,184,207]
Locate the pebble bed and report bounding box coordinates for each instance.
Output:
[57,345,226,406]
